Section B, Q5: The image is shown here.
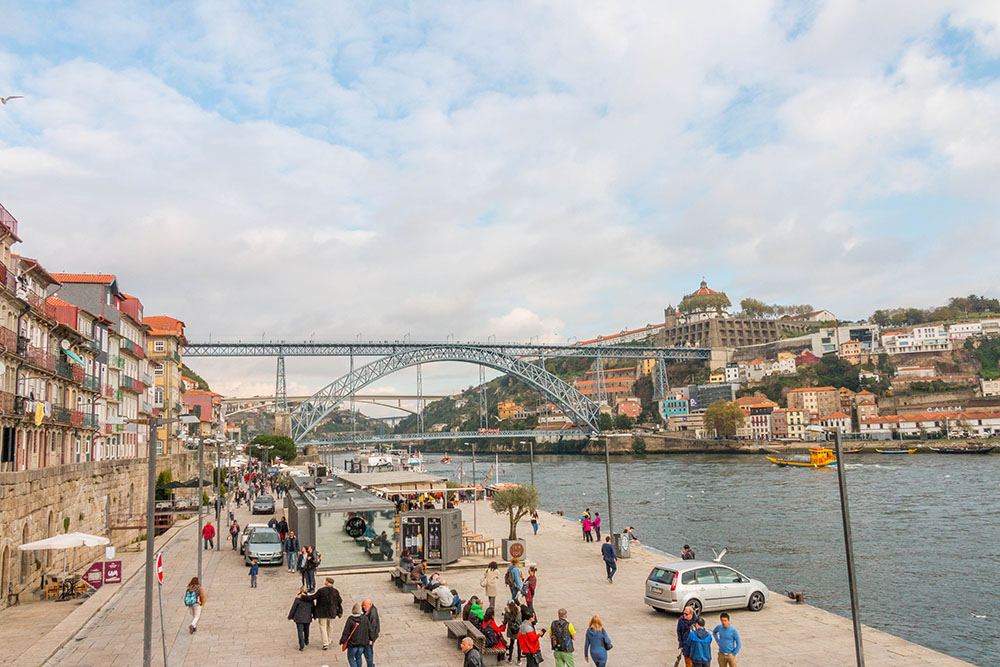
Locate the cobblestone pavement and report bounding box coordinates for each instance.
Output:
[41,497,970,666]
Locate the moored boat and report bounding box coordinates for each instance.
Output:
[842,448,863,454]
[766,447,838,468]
[875,448,917,454]
[929,444,996,454]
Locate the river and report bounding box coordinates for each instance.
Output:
[410,451,997,665]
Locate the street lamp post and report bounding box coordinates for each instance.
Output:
[834,428,865,666]
[197,435,204,581]
[520,440,534,487]
[467,441,477,534]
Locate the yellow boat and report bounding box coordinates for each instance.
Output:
[766,447,838,468]
[875,448,917,454]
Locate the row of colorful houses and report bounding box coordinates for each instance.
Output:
[0,201,195,472]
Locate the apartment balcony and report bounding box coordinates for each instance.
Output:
[133,377,144,392]
[171,351,181,364]
[52,406,71,425]
[142,372,154,386]
[135,343,145,359]
[114,389,124,401]
[20,287,58,321]
[56,357,75,380]
[109,355,125,370]
[70,410,83,426]
[101,383,114,398]
[0,202,19,238]
[0,325,16,353]
[83,374,101,392]
[0,263,15,295]
[85,338,101,354]
[152,399,164,409]
[82,413,99,429]
[102,423,112,435]
[23,342,57,373]
[120,338,135,356]
[139,400,153,414]
[121,377,141,394]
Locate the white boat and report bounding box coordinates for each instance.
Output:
[352,450,400,471]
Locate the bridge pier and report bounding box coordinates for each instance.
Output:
[273,410,291,437]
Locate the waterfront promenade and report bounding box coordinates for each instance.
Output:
[12,501,971,666]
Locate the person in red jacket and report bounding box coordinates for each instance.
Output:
[202,522,215,550]
[481,606,507,649]
[517,608,546,667]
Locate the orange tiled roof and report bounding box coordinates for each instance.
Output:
[144,315,185,331]
[51,272,115,284]
[825,412,850,419]
[46,296,74,308]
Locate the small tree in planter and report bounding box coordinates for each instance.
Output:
[490,485,539,540]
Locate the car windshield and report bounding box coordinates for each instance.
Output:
[249,531,280,544]
[649,568,675,584]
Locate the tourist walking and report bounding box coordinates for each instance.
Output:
[549,608,577,667]
[278,515,288,542]
[593,512,601,541]
[524,566,537,606]
[230,520,240,550]
[517,607,546,667]
[461,637,485,667]
[284,531,300,572]
[362,598,380,667]
[601,536,617,583]
[530,511,539,534]
[583,615,611,667]
[248,559,259,588]
[503,599,522,664]
[684,617,713,667]
[580,508,591,541]
[506,558,524,602]
[676,605,697,667]
[287,586,314,651]
[340,604,370,667]
[681,544,695,560]
[712,613,741,667]
[303,577,342,650]
[582,516,593,543]
[202,521,215,550]
[305,547,321,592]
[481,560,501,610]
[298,547,309,588]
[183,577,205,634]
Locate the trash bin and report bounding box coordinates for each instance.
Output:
[614,533,631,559]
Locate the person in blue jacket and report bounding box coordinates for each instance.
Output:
[583,615,611,666]
[507,558,524,601]
[684,616,713,667]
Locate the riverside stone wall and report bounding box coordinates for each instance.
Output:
[0,452,197,606]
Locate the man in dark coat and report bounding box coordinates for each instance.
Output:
[303,577,343,650]
[362,598,380,667]
[677,605,698,666]
[461,637,485,667]
[287,591,314,651]
[340,604,370,665]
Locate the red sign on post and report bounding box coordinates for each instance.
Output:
[155,553,163,584]
[104,560,122,584]
[83,562,104,589]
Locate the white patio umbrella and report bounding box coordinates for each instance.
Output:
[19,532,111,580]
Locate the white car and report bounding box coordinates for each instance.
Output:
[239,523,269,555]
[644,560,769,616]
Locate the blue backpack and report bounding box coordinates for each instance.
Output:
[184,589,197,607]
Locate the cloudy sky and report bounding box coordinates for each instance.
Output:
[2,1,999,401]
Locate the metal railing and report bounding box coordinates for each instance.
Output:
[56,357,75,380]
[70,410,84,426]
[0,203,19,238]
[83,374,101,391]
[114,389,124,401]
[52,405,71,424]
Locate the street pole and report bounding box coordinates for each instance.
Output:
[157,572,168,667]
[603,435,614,547]
[470,442,477,535]
[834,428,865,666]
[142,417,159,667]
[523,440,534,487]
[215,440,221,552]
[197,436,204,582]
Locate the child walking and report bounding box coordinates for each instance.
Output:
[249,559,259,588]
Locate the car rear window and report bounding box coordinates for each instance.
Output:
[256,496,273,502]
[649,568,676,584]
[250,531,280,544]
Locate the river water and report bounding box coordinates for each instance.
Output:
[413,451,997,665]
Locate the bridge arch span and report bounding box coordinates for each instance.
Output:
[290,345,600,442]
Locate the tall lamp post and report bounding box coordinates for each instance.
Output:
[465,441,477,534]
[520,440,534,487]
[809,425,865,666]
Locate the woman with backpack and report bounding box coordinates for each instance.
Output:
[481,606,507,651]
[287,586,315,651]
[503,599,522,664]
[481,560,501,610]
[505,558,523,602]
[584,615,612,666]
[524,566,537,606]
[184,577,205,634]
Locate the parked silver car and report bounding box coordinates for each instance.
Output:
[239,522,269,555]
[244,527,283,566]
[644,560,769,616]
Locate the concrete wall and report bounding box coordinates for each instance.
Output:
[0,451,197,606]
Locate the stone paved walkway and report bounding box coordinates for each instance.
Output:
[35,496,970,666]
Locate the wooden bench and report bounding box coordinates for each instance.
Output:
[411,588,428,607]
[464,621,506,665]
[445,619,469,641]
[389,567,405,588]
[426,590,458,621]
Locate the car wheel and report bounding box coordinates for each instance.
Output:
[748,591,765,611]
[686,598,703,616]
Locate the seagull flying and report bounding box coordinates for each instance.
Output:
[1,96,24,105]
[711,547,728,563]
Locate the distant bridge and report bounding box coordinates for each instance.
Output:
[305,429,590,447]
[221,393,449,418]
[184,339,710,443]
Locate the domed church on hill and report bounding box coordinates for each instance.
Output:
[677,280,732,324]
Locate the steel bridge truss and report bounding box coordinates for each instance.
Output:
[305,429,589,447]
[290,345,602,442]
[184,340,711,361]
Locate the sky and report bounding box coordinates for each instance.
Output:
[2,1,1000,404]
